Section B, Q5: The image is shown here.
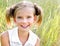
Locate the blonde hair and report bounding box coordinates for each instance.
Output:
[6,1,43,25]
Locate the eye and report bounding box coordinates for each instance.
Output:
[27,16,32,18]
[17,16,22,19]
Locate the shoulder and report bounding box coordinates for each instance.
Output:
[1,28,14,38]
[29,30,39,39]
[35,38,40,46]
[7,27,18,37]
[1,31,9,46]
[1,31,8,40]
[1,27,17,40]
[1,27,17,46]
[29,30,40,46]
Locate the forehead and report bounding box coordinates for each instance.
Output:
[15,7,35,16]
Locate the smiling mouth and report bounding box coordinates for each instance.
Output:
[21,25,29,28]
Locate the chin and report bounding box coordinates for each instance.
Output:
[18,26,30,32]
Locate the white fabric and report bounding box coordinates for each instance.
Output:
[8,27,39,46]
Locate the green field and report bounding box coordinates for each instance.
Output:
[0,0,60,46]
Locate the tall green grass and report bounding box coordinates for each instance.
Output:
[0,0,60,46]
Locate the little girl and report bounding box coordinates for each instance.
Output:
[1,1,43,46]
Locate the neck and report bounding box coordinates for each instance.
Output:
[18,28,29,40]
[18,30,29,37]
[18,28,29,36]
[18,29,29,45]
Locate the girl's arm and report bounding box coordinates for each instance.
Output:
[1,31,9,46]
[35,38,40,46]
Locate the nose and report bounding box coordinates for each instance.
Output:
[22,19,27,23]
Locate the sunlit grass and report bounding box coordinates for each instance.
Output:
[0,0,60,46]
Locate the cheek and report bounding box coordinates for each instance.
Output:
[28,18,34,24]
[14,18,21,25]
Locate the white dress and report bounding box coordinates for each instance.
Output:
[8,27,39,46]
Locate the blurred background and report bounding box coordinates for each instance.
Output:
[0,0,60,46]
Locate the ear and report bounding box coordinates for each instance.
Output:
[34,15,37,22]
[13,18,16,23]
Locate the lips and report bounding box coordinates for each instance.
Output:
[21,25,29,28]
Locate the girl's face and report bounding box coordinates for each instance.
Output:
[14,7,36,31]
